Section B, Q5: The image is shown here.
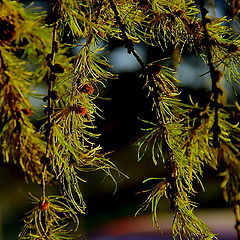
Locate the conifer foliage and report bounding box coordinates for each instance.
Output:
[0,0,240,239]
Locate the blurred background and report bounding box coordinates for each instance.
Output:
[0,0,239,239]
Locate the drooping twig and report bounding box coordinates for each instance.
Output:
[198,2,240,239]
[42,20,59,201]
[198,0,221,148]
[108,0,145,68]
[71,0,105,132]
[85,0,104,46]
[108,0,180,228]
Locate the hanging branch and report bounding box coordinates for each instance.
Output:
[74,0,105,73]
[0,6,48,183]
[108,0,145,68]
[198,0,222,148]
[19,3,82,238]
[198,2,240,239]
[41,20,59,205]
[44,0,121,215]
[108,1,216,238]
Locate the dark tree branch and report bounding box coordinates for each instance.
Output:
[42,20,59,202]
[108,0,145,68]
[198,0,221,148]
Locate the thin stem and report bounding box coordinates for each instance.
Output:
[42,21,59,201]
[108,0,168,124]
[198,1,215,85]
[108,0,145,68]
[86,0,103,46]
[198,0,220,148]
[70,0,104,135]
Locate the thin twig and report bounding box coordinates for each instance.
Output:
[71,0,105,134]
[42,21,59,201]
[86,0,104,46]
[108,0,145,68]
[198,0,220,148]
